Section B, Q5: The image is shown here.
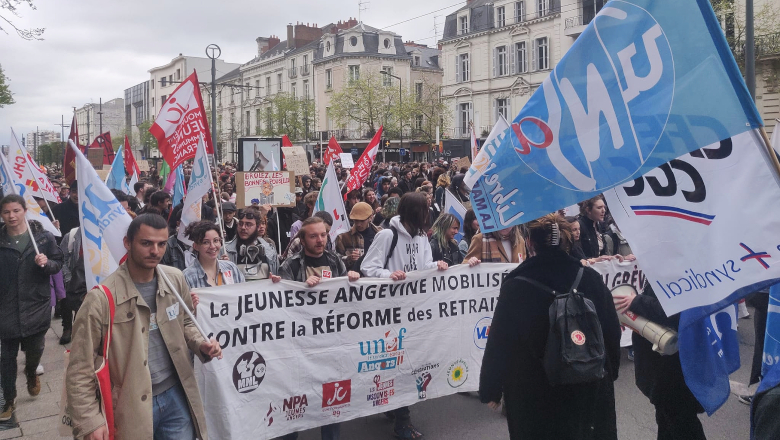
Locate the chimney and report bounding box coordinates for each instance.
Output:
[256,37,270,56]
[287,23,294,49]
[269,35,280,51]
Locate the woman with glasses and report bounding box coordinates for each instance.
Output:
[183,221,245,300]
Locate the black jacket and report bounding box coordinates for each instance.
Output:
[479,249,621,440]
[268,207,299,254]
[629,284,703,412]
[0,221,64,339]
[578,216,605,259]
[51,198,80,237]
[429,238,462,265]
[278,249,347,283]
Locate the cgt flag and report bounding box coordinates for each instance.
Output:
[0,149,61,237]
[150,70,213,170]
[345,127,383,194]
[69,140,133,289]
[63,114,84,185]
[177,136,213,246]
[10,128,61,204]
[470,0,762,234]
[315,162,350,240]
[324,137,343,165]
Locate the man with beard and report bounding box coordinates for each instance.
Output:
[224,206,278,280]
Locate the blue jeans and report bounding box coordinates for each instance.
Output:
[152,383,195,440]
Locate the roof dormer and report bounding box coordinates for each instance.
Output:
[322,33,336,57]
[378,31,396,55]
[342,28,365,53]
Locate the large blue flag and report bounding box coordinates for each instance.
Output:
[106,144,131,195]
[172,165,186,207]
[471,0,762,233]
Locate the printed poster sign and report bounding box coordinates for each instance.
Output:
[235,171,296,208]
[194,263,515,439]
[282,146,310,176]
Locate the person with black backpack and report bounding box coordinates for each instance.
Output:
[479,213,621,440]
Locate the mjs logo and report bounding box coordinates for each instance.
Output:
[509,2,674,192]
[357,328,407,373]
[473,317,492,350]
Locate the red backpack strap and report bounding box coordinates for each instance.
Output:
[95,285,116,358]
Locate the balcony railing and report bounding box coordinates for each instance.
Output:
[287,67,298,79]
[299,65,310,76]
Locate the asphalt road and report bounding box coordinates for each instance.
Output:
[296,312,758,440]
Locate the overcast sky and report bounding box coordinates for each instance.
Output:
[0,0,459,146]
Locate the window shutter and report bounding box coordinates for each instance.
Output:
[492,99,497,124]
[510,45,516,75]
[507,99,512,121]
[465,55,470,81]
[456,55,460,83]
[492,48,497,78]
[546,38,552,70]
[532,40,537,71]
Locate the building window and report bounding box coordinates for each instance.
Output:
[456,53,470,83]
[255,79,260,97]
[245,82,250,99]
[415,82,423,102]
[459,15,469,34]
[291,58,296,70]
[175,69,181,80]
[384,38,391,49]
[245,111,250,136]
[151,97,155,107]
[303,54,308,65]
[382,66,393,86]
[162,95,167,105]
[415,114,423,130]
[515,42,528,73]
[414,56,421,66]
[459,103,472,135]
[169,74,173,84]
[538,0,551,17]
[497,6,506,27]
[151,79,154,89]
[326,69,333,89]
[161,77,167,87]
[350,36,358,46]
[256,109,262,135]
[496,98,509,120]
[277,73,282,91]
[303,80,309,99]
[291,83,297,99]
[326,41,332,52]
[494,45,508,77]
[534,37,549,70]
[266,108,273,132]
[266,77,271,96]
[349,65,360,82]
[515,1,525,22]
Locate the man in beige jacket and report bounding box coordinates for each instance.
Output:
[66,214,222,440]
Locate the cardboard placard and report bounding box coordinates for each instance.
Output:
[235,171,296,208]
[339,153,355,168]
[87,148,104,168]
[281,146,310,176]
[456,157,471,170]
[138,160,150,172]
[94,169,110,181]
[102,164,113,170]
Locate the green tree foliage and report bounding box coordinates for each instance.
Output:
[0,0,44,40]
[0,64,14,107]
[259,93,316,141]
[710,0,780,68]
[37,142,64,166]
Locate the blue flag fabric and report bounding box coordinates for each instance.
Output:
[762,284,780,379]
[172,165,186,207]
[106,145,130,195]
[470,0,762,233]
[678,305,740,415]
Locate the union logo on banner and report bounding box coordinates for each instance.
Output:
[150,71,214,169]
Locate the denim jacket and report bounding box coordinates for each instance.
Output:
[183,258,245,289]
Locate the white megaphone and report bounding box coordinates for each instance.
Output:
[611,285,679,355]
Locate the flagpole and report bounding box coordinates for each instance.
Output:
[22,150,59,228]
[26,221,41,257]
[758,127,780,180]
[157,267,210,340]
[204,135,228,256]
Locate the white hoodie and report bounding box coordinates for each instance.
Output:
[361,215,438,278]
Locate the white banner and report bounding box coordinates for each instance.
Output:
[604,129,780,316]
[315,162,350,240]
[0,148,60,237]
[194,263,515,439]
[10,129,61,204]
[589,259,647,347]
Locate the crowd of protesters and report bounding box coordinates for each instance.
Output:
[0,154,773,440]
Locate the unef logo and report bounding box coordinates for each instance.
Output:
[512,1,674,192]
[473,317,492,349]
[357,328,407,373]
[232,351,267,393]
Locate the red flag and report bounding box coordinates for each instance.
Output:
[281,135,293,147]
[124,135,141,176]
[324,136,343,165]
[90,131,114,165]
[150,71,213,169]
[63,115,83,185]
[346,127,383,193]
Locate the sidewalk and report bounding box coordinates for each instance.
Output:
[0,322,71,440]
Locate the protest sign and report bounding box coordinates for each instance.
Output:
[87,148,104,168]
[281,146,310,176]
[339,153,355,169]
[194,263,514,439]
[455,157,471,171]
[589,259,647,347]
[137,160,150,172]
[235,171,296,208]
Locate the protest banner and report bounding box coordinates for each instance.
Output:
[470,0,762,234]
[455,157,471,172]
[281,146,310,176]
[235,171,295,208]
[193,263,514,439]
[150,70,213,169]
[0,150,60,237]
[339,153,354,169]
[589,259,647,347]
[9,129,61,204]
[87,148,104,168]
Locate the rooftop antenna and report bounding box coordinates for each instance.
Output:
[359,0,370,22]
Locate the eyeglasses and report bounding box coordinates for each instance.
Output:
[238,212,259,220]
[199,238,223,247]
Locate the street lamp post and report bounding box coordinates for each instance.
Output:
[206,44,221,164]
[381,70,402,164]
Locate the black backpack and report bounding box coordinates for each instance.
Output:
[515,268,606,386]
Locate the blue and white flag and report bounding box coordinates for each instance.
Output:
[464,116,510,189]
[177,136,213,246]
[172,165,186,207]
[315,162,350,240]
[444,190,467,243]
[0,149,61,237]
[106,145,131,195]
[471,0,761,233]
[69,140,133,289]
[763,284,780,379]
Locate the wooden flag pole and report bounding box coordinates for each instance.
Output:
[757,126,780,180]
